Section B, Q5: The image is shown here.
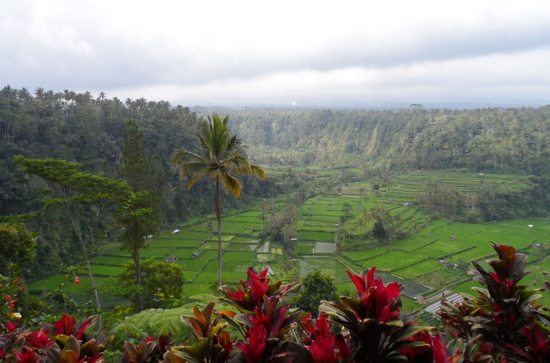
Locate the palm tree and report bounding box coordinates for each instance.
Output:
[172,114,265,287]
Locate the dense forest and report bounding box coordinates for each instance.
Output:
[226,107,550,174]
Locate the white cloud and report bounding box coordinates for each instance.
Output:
[1,0,550,106]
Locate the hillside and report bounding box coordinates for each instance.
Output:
[225,107,550,174]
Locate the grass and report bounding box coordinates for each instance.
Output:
[358,250,427,272]
[394,259,443,279]
[297,231,335,241]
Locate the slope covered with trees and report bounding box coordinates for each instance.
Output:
[226,107,550,174]
[0,87,280,278]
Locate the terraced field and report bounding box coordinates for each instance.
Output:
[27,169,550,310]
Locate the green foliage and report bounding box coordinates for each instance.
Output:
[119,259,184,310]
[115,193,156,256]
[119,120,161,237]
[0,222,35,274]
[264,205,297,255]
[172,113,265,199]
[16,155,132,311]
[15,156,131,205]
[295,270,337,316]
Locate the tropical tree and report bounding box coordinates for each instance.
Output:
[172,114,265,287]
[15,156,130,325]
[117,120,160,311]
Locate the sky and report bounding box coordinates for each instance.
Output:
[2,0,550,108]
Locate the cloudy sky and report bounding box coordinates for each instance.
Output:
[2,0,550,107]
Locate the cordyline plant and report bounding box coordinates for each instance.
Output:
[0,313,112,362]
[5,243,548,362]
[319,268,432,362]
[162,302,233,363]
[438,243,550,362]
[121,335,171,363]
[220,267,302,363]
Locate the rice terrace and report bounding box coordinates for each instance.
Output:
[28,168,550,315]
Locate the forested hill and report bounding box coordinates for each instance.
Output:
[0,87,277,220]
[225,107,550,174]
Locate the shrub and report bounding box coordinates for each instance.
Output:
[119,259,184,310]
[295,269,337,316]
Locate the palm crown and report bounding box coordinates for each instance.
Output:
[172,113,264,198]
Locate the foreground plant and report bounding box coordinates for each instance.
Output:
[220,267,301,362]
[1,313,111,362]
[162,302,233,363]
[439,243,550,362]
[320,268,432,362]
[122,335,171,363]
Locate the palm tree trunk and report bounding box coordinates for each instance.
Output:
[215,178,222,288]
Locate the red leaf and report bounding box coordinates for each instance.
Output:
[26,329,54,349]
[7,321,18,333]
[54,314,76,335]
[432,335,448,363]
[237,325,266,363]
[346,270,367,296]
[13,347,36,363]
[75,317,92,339]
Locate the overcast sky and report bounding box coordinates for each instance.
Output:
[2,0,550,107]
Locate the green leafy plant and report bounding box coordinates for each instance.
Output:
[119,259,184,310]
[295,270,337,316]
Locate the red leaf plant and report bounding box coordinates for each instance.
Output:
[439,243,550,362]
[221,267,302,363]
[121,335,171,363]
[24,329,55,350]
[300,313,352,363]
[220,267,300,313]
[162,302,233,363]
[49,313,92,340]
[320,268,431,362]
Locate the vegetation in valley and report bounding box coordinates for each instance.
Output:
[1,87,550,360]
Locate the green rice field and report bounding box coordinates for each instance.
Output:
[27,168,550,310]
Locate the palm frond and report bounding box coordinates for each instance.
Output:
[219,172,242,198]
[172,148,208,166]
[179,162,211,179]
[187,169,211,189]
[249,164,266,180]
